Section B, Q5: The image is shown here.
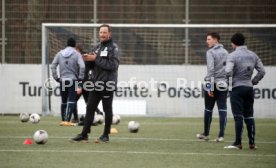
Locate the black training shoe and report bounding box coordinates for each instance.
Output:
[70,134,88,143]
[71,118,79,123]
[94,134,109,143]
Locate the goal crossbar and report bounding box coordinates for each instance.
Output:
[42,23,276,28]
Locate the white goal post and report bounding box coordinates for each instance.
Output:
[41,23,276,116]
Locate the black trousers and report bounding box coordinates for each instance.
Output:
[230,86,254,118]
[73,88,103,120]
[78,87,90,103]
[60,81,77,121]
[72,88,90,120]
[230,86,255,145]
[81,90,114,136]
[204,86,228,137]
[204,87,227,111]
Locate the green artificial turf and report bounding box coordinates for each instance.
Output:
[0,116,275,168]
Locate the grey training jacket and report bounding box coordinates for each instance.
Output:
[51,46,85,81]
[225,46,265,88]
[205,43,229,84]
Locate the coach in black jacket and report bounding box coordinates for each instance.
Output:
[71,24,120,143]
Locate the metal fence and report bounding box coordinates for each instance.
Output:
[1,0,276,64]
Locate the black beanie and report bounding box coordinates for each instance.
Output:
[67,37,76,47]
[231,33,245,46]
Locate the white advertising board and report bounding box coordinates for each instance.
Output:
[0,64,275,118]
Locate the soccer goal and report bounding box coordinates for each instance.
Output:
[42,23,276,117]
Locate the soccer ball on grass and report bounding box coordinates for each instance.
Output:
[20,112,29,122]
[29,113,40,124]
[112,114,121,125]
[33,130,48,144]
[94,114,104,124]
[128,121,140,133]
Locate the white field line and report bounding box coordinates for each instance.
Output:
[0,149,276,157]
[113,137,276,144]
[0,136,276,144]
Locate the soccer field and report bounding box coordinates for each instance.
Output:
[0,116,275,168]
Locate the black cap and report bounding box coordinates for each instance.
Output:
[67,37,76,47]
[231,33,245,46]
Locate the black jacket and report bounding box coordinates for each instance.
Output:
[87,39,120,90]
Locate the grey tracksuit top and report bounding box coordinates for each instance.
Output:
[225,46,265,88]
[205,43,229,84]
[51,46,85,81]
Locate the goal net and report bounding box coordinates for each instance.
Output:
[42,23,276,117]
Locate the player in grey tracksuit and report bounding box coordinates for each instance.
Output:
[224,33,265,149]
[51,38,85,124]
[197,32,229,142]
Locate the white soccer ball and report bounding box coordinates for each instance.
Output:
[29,113,40,124]
[97,114,104,124]
[128,121,140,133]
[20,112,29,122]
[93,115,100,125]
[33,130,48,144]
[112,114,121,125]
